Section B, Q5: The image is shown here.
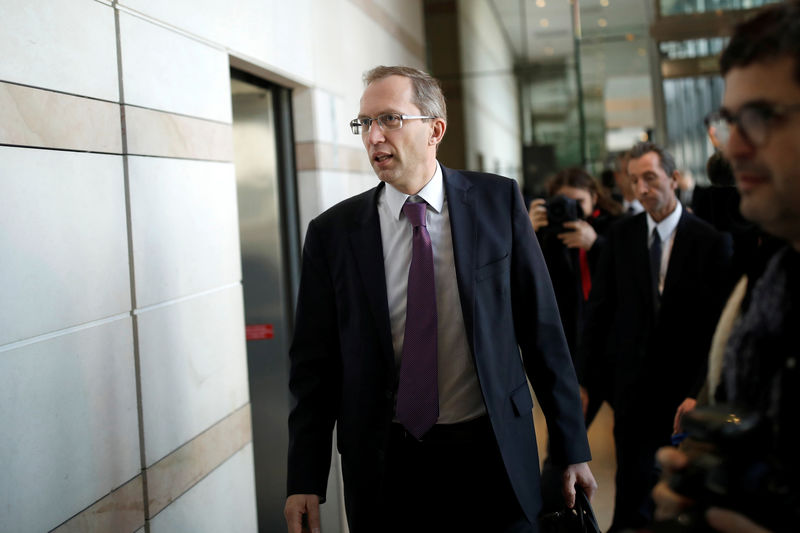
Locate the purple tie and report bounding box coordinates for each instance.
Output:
[396,201,438,439]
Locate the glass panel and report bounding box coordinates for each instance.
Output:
[659,37,727,59]
[663,75,723,184]
[660,0,781,17]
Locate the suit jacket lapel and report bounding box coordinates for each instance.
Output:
[348,183,395,370]
[662,210,691,302]
[442,166,476,344]
[632,214,657,316]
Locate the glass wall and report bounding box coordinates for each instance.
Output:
[660,0,781,16]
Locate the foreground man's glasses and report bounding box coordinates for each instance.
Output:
[350,113,435,135]
[704,102,800,148]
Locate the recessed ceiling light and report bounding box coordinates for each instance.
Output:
[536,0,546,7]
[600,0,609,6]
[540,18,549,27]
[597,18,608,27]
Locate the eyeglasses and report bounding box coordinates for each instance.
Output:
[704,101,800,148]
[350,113,435,135]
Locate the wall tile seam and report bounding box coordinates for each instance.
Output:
[47,473,145,533]
[124,151,235,164]
[0,79,122,106]
[114,4,227,55]
[0,144,232,163]
[0,80,233,127]
[0,312,131,354]
[123,103,234,127]
[132,281,243,315]
[0,143,122,157]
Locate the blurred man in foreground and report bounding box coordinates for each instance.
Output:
[653,3,800,531]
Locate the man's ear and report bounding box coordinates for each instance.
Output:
[429,118,446,145]
[670,170,681,190]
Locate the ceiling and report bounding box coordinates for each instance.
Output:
[489,0,652,62]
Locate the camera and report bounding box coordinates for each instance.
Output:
[651,404,795,533]
[543,195,583,235]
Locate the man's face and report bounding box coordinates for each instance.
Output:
[722,56,800,245]
[628,151,678,221]
[358,75,442,195]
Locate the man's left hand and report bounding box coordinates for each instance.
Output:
[558,220,597,251]
[562,462,597,508]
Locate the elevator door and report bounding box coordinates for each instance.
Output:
[231,72,343,533]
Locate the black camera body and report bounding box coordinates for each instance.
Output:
[543,195,583,235]
[653,404,791,533]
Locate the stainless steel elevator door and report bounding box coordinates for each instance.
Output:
[231,74,344,533]
[232,77,291,533]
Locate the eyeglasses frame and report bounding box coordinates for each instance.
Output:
[349,113,436,135]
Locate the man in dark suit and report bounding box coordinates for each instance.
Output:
[284,65,596,533]
[579,141,731,532]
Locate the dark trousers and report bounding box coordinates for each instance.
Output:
[374,416,531,533]
[607,420,666,533]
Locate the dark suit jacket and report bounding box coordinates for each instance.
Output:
[287,165,591,528]
[579,210,732,430]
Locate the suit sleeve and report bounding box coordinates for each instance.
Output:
[286,218,342,501]
[509,181,591,466]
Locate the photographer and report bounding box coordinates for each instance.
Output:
[528,168,621,368]
[653,2,800,532]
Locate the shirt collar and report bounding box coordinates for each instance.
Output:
[647,201,682,240]
[384,161,444,220]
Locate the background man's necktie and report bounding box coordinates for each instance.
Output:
[396,201,438,439]
[650,228,662,308]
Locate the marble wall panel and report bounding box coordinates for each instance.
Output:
[125,105,234,161]
[0,318,140,533]
[147,404,252,516]
[0,147,130,346]
[148,444,257,533]
[119,0,314,85]
[0,1,118,101]
[127,156,241,307]
[136,285,249,465]
[118,12,232,123]
[0,82,122,153]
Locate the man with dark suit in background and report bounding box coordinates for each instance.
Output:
[283,65,596,533]
[579,141,731,532]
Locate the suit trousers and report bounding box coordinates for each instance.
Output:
[608,418,667,532]
[379,416,531,533]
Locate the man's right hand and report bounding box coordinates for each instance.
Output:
[284,494,321,533]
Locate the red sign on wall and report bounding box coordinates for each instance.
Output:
[246,324,274,340]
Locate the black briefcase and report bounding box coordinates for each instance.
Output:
[539,487,601,533]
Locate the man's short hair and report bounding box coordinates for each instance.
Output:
[720,1,800,82]
[364,65,447,123]
[629,141,677,178]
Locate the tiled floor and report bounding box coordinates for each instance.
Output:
[534,401,617,531]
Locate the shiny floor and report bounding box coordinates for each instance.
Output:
[534,401,617,531]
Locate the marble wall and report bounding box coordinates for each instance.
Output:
[0,0,428,531]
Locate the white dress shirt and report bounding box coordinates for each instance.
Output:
[646,201,682,295]
[377,162,486,423]
[624,198,645,215]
